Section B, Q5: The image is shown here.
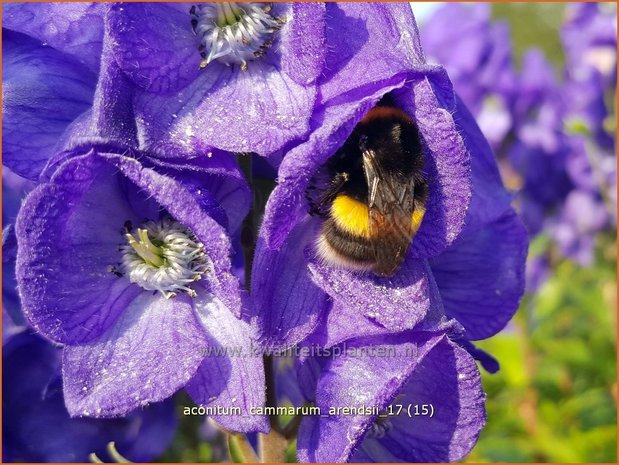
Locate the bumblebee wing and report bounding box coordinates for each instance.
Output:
[362,150,416,276]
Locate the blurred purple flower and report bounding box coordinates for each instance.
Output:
[555,3,617,263]
[421,3,516,149]
[3,331,177,463]
[422,2,617,276]
[421,4,515,112]
[106,2,327,158]
[506,54,573,235]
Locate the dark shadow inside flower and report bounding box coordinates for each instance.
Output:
[304,93,430,276]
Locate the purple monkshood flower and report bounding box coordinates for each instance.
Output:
[420,3,516,151]
[7,17,267,433]
[420,5,570,237]
[250,4,527,461]
[294,322,486,462]
[15,142,268,431]
[562,3,616,150]
[106,2,327,158]
[15,118,267,431]
[550,190,610,265]
[251,2,527,349]
[3,331,177,463]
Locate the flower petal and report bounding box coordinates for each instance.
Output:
[430,209,528,340]
[307,298,456,351]
[185,291,269,433]
[3,223,24,327]
[393,77,472,257]
[280,3,326,85]
[114,2,321,156]
[297,332,443,462]
[3,332,178,462]
[297,335,485,462]
[319,2,426,103]
[106,3,200,94]
[143,152,251,233]
[135,59,317,157]
[307,255,440,332]
[2,3,105,72]
[62,292,208,417]
[350,339,485,462]
[2,30,96,180]
[16,154,142,344]
[250,217,330,349]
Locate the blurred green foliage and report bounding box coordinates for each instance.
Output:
[471,234,617,462]
[492,3,566,71]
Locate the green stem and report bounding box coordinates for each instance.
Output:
[236,153,288,462]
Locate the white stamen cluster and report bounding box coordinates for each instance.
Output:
[190,2,283,71]
[121,218,209,299]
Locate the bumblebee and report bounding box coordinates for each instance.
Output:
[306,101,428,277]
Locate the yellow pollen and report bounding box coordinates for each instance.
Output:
[125,229,165,267]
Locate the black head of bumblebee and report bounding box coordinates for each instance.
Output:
[306,103,428,277]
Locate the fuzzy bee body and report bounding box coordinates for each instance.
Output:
[307,103,428,277]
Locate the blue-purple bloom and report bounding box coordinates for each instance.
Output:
[421,4,515,119]
[3,168,177,462]
[2,6,102,181]
[106,2,327,158]
[5,4,267,433]
[5,2,540,462]
[251,3,527,461]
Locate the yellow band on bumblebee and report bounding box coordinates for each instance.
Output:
[331,194,426,238]
[412,207,425,233]
[331,195,371,238]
